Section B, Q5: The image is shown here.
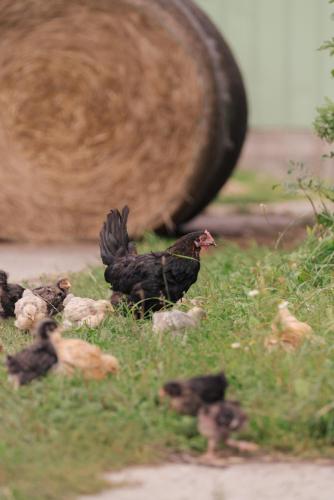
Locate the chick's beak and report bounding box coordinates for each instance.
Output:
[230,418,242,430]
[59,278,71,289]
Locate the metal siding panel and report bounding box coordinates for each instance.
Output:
[253,0,290,127]
[320,1,334,110]
[195,0,334,128]
[289,0,321,127]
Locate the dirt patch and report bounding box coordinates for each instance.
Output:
[181,200,315,247]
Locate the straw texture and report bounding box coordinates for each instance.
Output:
[0,0,247,241]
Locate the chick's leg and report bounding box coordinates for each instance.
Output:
[225,438,259,452]
[207,436,218,456]
[199,437,227,467]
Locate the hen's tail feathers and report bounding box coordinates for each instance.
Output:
[100,206,136,266]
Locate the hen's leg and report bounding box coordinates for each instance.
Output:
[130,281,163,319]
[110,291,136,317]
[110,291,127,306]
[137,288,145,320]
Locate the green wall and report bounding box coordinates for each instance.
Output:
[195,0,334,128]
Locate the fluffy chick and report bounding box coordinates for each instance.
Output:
[51,327,119,380]
[266,301,313,351]
[160,371,228,416]
[63,294,113,329]
[15,289,48,332]
[32,278,71,316]
[6,319,58,387]
[198,400,251,463]
[153,307,206,334]
[0,270,25,319]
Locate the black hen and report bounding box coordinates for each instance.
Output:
[6,318,58,387]
[0,270,25,318]
[100,207,215,315]
[160,371,228,416]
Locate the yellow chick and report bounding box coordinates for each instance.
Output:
[266,301,313,351]
[51,328,118,380]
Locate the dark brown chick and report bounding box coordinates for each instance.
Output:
[0,270,25,318]
[6,319,58,387]
[33,278,71,316]
[160,371,228,416]
[198,400,258,464]
[198,401,247,458]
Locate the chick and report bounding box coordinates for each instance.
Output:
[62,294,113,329]
[0,270,25,319]
[32,278,71,316]
[51,326,119,380]
[266,301,313,351]
[198,400,257,464]
[14,289,48,332]
[160,371,228,416]
[6,318,58,387]
[153,307,206,335]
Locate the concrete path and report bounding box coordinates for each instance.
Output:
[82,462,334,500]
[0,243,99,281]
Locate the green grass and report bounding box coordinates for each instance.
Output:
[1,230,334,498]
[217,170,299,205]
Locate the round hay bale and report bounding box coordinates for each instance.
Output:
[0,0,247,242]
